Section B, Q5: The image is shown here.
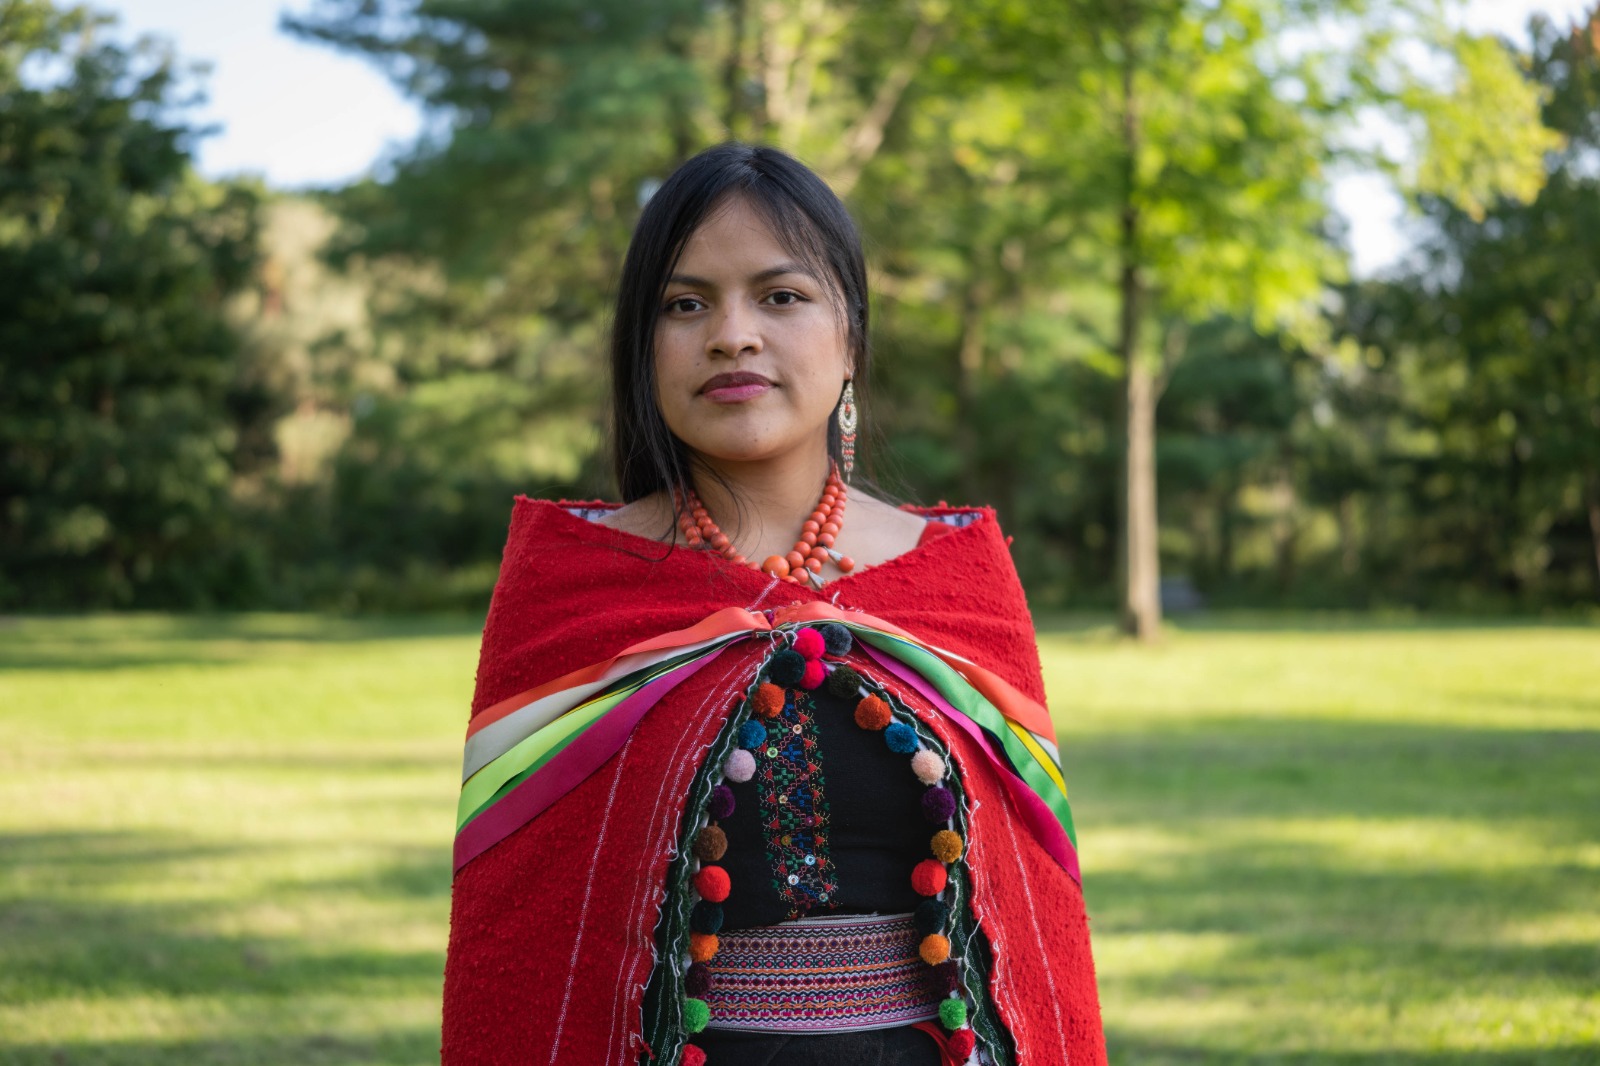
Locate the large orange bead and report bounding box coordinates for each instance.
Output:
[785,550,807,570]
[804,558,822,573]
[710,533,730,550]
[818,533,835,548]
[802,520,820,534]
[837,556,855,572]
[821,523,839,536]
[809,546,828,562]
[762,555,790,577]
[799,532,817,547]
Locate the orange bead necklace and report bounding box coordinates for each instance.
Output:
[677,463,856,587]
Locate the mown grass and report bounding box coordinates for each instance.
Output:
[1,612,1595,1064]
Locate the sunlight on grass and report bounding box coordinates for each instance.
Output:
[1,612,1595,1063]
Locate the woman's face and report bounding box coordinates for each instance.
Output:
[653,195,851,472]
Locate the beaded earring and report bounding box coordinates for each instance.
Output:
[837,379,857,484]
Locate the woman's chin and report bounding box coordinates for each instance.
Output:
[684,436,806,467]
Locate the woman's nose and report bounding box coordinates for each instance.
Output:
[706,299,762,357]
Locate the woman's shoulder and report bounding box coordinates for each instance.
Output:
[585,493,676,540]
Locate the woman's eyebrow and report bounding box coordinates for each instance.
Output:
[667,263,815,288]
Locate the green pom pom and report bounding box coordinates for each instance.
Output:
[825,664,863,699]
[683,997,711,1033]
[767,649,806,686]
[938,997,968,1031]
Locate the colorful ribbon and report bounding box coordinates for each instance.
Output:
[454,601,1076,881]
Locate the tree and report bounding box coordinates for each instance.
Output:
[0,1,261,607]
[1355,6,1600,602]
[1021,0,1560,638]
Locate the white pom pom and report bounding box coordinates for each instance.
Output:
[910,749,946,785]
[724,748,757,783]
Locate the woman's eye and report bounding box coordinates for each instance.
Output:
[665,297,704,314]
[768,290,804,306]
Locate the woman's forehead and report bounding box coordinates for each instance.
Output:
[675,195,825,272]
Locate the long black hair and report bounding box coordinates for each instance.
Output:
[608,142,886,540]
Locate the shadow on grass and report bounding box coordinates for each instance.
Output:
[0,830,449,1005]
[0,613,485,672]
[1068,715,1600,1059]
[1101,1037,1600,1066]
[1032,610,1600,637]
[0,1029,440,1066]
[1062,717,1600,825]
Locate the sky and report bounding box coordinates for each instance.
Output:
[100,0,1597,277]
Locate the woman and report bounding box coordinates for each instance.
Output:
[443,143,1105,1066]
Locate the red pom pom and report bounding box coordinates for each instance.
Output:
[911,859,948,897]
[792,627,826,659]
[799,659,825,689]
[693,865,731,903]
[854,695,892,730]
[948,1029,976,1059]
[682,1047,708,1066]
[753,683,785,719]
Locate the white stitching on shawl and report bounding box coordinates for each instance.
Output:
[605,653,752,1062]
[996,782,1070,1064]
[548,733,636,1064]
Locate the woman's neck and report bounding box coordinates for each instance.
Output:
[688,447,835,560]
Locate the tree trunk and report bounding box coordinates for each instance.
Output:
[955,269,989,505]
[1117,25,1161,642]
[722,0,750,135]
[1587,472,1600,602]
[1273,465,1299,595]
[1122,352,1162,638]
[1337,493,1359,575]
[1217,475,1237,580]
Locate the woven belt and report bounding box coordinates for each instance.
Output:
[701,912,939,1033]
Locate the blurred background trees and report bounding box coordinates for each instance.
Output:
[3,0,1598,619]
[0,0,262,607]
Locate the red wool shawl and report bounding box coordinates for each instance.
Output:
[442,497,1106,1065]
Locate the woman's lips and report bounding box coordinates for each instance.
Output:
[699,370,776,403]
[702,382,774,403]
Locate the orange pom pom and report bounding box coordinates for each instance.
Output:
[853,695,892,730]
[930,830,964,864]
[688,932,719,963]
[753,683,785,719]
[693,865,731,903]
[911,859,948,897]
[919,934,951,965]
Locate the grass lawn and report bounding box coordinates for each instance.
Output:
[1,612,1595,1064]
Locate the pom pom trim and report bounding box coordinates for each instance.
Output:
[930,829,964,864]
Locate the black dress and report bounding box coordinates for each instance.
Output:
[695,648,943,1066]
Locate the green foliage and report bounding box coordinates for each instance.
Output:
[0,1,263,608]
[1316,12,1600,606]
[3,0,1594,612]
